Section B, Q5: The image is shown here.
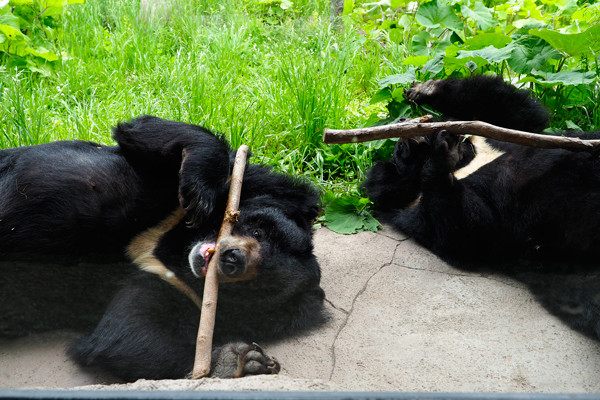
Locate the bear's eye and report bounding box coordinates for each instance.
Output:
[252,229,263,240]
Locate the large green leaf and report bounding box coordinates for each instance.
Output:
[529,24,600,56]
[457,45,514,63]
[363,0,395,18]
[41,0,66,7]
[0,23,23,39]
[361,212,381,232]
[507,38,561,74]
[25,55,53,76]
[325,211,365,234]
[38,0,71,16]
[0,9,21,31]
[415,0,463,32]
[9,0,36,4]
[420,54,444,75]
[521,69,597,86]
[343,0,354,14]
[378,67,416,87]
[324,196,380,234]
[27,45,58,61]
[444,54,488,73]
[571,4,600,23]
[369,87,393,104]
[460,1,494,30]
[463,32,512,50]
[557,0,578,18]
[0,38,28,56]
[403,55,430,67]
[411,30,433,56]
[0,8,28,56]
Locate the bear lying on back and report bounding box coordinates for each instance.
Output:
[0,116,326,381]
[363,76,600,338]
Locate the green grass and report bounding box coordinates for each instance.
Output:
[0,0,393,195]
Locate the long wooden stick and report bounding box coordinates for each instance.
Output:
[191,145,249,379]
[323,116,600,153]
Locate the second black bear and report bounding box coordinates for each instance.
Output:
[363,76,600,338]
[0,116,326,381]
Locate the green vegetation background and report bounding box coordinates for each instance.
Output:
[1,0,599,233]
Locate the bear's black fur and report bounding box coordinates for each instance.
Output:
[0,116,326,381]
[363,75,600,339]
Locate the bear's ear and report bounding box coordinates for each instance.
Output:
[262,182,321,228]
[283,176,321,222]
[305,202,321,222]
[240,165,321,229]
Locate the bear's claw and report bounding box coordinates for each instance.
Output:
[209,342,280,379]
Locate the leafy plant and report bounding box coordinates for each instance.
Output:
[345,0,600,131]
[245,0,295,25]
[322,191,380,234]
[329,0,600,234]
[0,0,83,74]
[9,0,600,234]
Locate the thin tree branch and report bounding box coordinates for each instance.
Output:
[323,116,600,153]
[191,145,249,379]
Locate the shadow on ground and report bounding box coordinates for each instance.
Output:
[2,227,600,392]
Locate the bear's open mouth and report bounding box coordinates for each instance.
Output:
[198,242,216,276]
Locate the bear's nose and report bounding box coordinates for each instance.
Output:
[219,247,247,278]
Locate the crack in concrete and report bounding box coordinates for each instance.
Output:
[392,263,524,289]
[327,241,402,381]
[392,262,479,277]
[375,229,412,242]
[384,232,526,290]
[324,297,348,315]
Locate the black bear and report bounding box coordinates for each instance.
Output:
[0,116,326,381]
[363,75,600,338]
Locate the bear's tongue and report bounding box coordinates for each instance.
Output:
[199,243,216,277]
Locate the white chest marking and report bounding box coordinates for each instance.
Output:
[454,136,505,180]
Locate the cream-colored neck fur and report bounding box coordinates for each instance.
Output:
[454,136,505,180]
[127,207,203,309]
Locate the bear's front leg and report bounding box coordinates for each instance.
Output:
[421,130,462,189]
[112,115,233,227]
[362,137,429,211]
[410,129,499,264]
[208,342,280,378]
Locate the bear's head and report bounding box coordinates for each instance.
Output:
[171,163,325,338]
[184,163,320,282]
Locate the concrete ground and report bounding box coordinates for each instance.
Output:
[2,226,600,392]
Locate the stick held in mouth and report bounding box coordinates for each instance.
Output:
[191,144,249,379]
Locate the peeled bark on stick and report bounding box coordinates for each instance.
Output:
[323,115,600,153]
[191,145,249,379]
